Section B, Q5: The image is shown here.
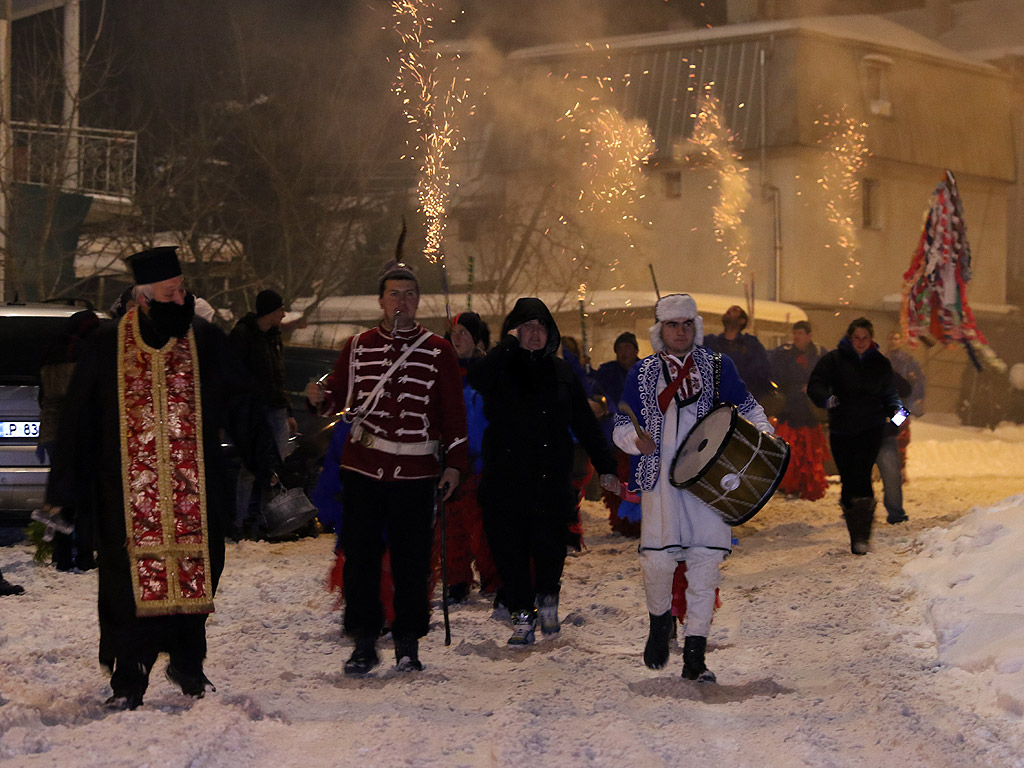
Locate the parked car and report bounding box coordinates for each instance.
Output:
[0,301,102,524]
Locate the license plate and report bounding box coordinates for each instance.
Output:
[0,421,40,439]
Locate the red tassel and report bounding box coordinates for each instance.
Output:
[671,562,721,622]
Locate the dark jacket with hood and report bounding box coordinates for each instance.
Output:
[468,297,616,511]
[229,312,290,412]
[807,336,901,436]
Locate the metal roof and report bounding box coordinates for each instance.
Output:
[510,14,998,73]
[508,14,1004,156]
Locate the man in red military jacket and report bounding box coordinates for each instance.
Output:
[306,261,467,674]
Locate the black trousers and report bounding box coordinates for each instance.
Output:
[829,426,884,505]
[481,491,571,615]
[339,471,435,641]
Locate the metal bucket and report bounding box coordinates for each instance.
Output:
[261,486,318,538]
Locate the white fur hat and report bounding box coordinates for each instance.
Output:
[649,293,704,352]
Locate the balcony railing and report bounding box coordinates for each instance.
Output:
[11,121,137,200]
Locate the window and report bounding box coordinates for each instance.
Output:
[862,178,882,230]
[861,54,893,118]
[664,170,682,199]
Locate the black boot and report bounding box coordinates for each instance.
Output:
[107,659,152,709]
[105,690,145,711]
[643,611,674,670]
[446,581,471,605]
[0,569,24,596]
[681,635,716,683]
[886,508,909,525]
[344,636,380,676]
[844,496,875,555]
[394,636,423,672]
[537,593,561,636]
[166,663,216,698]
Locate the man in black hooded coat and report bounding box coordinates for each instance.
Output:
[468,297,619,645]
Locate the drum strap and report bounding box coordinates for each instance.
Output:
[712,352,722,406]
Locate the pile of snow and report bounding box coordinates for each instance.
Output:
[902,492,1024,718]
[907,415,1024,480]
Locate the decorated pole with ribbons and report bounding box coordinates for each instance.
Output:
[901,170,1004,372]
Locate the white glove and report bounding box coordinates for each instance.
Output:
[31,506,73,541]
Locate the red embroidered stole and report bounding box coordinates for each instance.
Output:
[117,309,212,617]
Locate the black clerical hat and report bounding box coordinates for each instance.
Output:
[128,246,182,285]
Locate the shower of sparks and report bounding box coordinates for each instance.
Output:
[814,107,869,305]
[571,107,654,219]
[687,89,750,283]
[556,99,654,289]
[391,0,469,263]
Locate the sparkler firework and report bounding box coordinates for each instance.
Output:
[391,0,469,264]
[557,95,655,294]
[814,108,869,306]
[686,89,750,284]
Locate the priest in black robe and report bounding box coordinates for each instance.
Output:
[45,247,280,710]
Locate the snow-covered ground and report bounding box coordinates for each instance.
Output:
[1,416,1023,767]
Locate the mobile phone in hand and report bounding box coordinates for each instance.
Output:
[891,407,909,427]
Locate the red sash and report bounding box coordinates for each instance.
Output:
[657,353,695,413]
[117,309,212,617]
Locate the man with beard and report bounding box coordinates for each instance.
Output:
[703,305,773,402]
[44,246,281,710]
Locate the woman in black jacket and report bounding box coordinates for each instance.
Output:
[808,317,902,555]
[468,297,619,645]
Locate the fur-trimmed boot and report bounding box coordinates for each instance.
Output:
[681,635,716,683]
[843,496,876,555]
[537,594,561,635]
[643,611,674,670]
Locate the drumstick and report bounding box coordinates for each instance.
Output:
[618,401,645,438]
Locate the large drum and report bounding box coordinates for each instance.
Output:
[669,403,790,525]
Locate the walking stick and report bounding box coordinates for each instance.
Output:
[437,254,454,647]
[648,263,661,299]
[578,282,590,373]
[437,446,452,646]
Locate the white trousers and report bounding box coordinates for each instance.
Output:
[639,546,725,637]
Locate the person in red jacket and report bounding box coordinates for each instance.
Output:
[306,260,468,674]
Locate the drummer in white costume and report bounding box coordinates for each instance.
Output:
[613,293,772,682]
